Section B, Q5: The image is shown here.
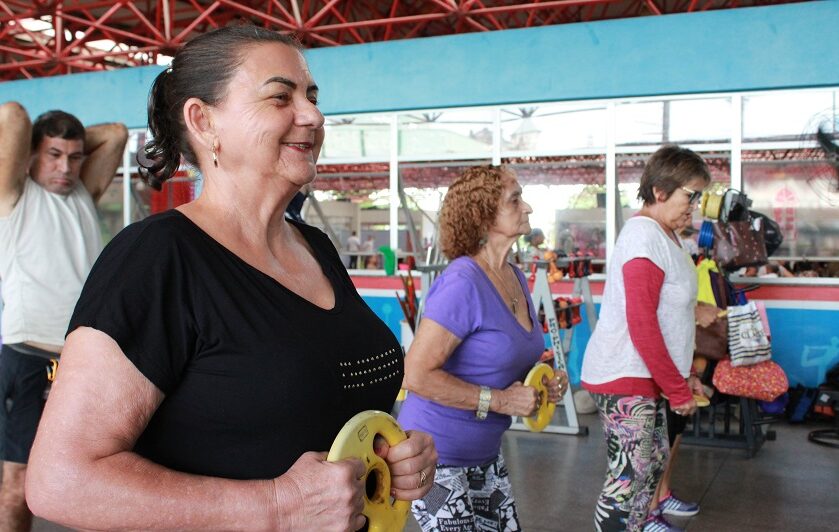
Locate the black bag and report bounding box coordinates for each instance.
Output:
[723,189,753,223]
[786,384,818,423]
[825,361,839,388]
[749,210,783,257]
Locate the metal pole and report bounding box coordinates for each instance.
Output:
[389,113,399,250]
[731,94,743,190]
[122,135,131,228]
[605,102,617,261]
[492,107,501,166]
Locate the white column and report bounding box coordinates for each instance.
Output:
[389,113,399,250]
[122,134,132,228]
[605,102,617,262]
[492,108,501,166]
[730,94,743,190]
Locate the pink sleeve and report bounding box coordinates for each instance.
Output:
[622,258,692,406]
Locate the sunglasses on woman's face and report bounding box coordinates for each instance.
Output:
[680,186,703,205]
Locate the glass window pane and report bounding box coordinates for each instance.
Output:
[398,109,493,160]
[616,101,664,146]
[310,164,433,266]
[501,103,606,154]
[507,156,607,259]
[617,151,730,230]
[96,177,126,243]
[127,173,198,227]
[124,129,146,174]
[316,162,390,193]
[743,91,836,142]
[743,150,839,265]
[668,98,731,143]
[320,114,391,161]
[97,131,160,242]
[617,99,733,146]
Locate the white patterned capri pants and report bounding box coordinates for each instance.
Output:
[410,453,522,532]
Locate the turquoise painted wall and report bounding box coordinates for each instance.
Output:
[1,65,160,129]
[767,308,839,389]
[1,2,838,127]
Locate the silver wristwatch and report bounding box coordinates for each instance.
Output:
[476,386,492,420]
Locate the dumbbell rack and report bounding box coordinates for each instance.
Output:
[509,259,594,436]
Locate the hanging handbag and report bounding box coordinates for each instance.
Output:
[749,210,783,257]
[722,189,752,223]
[708,269,737,308]
[695,316,729,360]
[727,301,772,367]
[712,359,788,402]
[712,217,768,271]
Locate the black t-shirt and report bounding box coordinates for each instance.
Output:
[68,210,402,479]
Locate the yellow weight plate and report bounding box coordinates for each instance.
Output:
[694,395,711,408]
[522,363,556,432]
[702,191,724,220]
[661,393,711,408]
[396,388,407,402]
[327,410,410,532]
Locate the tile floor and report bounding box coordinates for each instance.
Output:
[404,413,839,532]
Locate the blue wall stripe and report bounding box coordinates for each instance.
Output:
[365,293,839,389]
[308,2,839,114]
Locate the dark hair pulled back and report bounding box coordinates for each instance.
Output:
[138,25,300,190]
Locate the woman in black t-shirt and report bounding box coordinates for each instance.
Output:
[26,25,436,531]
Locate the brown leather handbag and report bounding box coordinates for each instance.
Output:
[695,317,728,360]
[712,218,768,271]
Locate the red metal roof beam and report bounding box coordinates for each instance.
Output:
[0,4,52,55]
[319,2,366,44]
[303,0,343,29]
[58,4,162,50]
[467,0,622,17]
[465,0,507,31]
[307,12,451,33]
[382,0,401,41]
[645,0,663,15]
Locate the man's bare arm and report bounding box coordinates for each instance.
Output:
[80,123,129,204]
[0,102,32,216]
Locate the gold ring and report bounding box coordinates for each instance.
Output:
[417,469,428,489]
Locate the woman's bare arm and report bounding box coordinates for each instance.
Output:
[26,327,366,531]
[403,319,537,417]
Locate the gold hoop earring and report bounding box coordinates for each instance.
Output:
[211,145,219,168]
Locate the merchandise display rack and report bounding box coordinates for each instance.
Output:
[683,394,778,457]
[509,259,594,436]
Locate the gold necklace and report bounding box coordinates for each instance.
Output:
[479,253,520,314]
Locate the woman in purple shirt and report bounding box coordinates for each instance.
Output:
[399,165,569,532]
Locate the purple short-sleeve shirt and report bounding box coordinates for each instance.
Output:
[397,257,544,466]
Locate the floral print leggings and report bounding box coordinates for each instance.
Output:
[592,394,670,532]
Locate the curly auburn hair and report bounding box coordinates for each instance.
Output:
[439,165,509,259]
